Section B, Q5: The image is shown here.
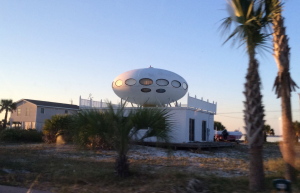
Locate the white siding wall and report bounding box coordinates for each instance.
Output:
[156,107,215,143]
[193,113,214,142]
[167,108,188,143]
[10,100,78,131]
[137,107,215,143]
[36,107,77,131]
[135,108,188,143]
[10,101,37,129]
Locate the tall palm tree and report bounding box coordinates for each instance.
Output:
[220,0,268,191]
[74,102,174,177]
[0,99,17,130]
[264,0,298,182]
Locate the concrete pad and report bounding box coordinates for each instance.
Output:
[0,185,52,193]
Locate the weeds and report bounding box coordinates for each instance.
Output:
[0,143,299,192]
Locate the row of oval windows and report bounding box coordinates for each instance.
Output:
[115,78,188,89]
[142,88,165,93]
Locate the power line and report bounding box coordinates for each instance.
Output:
[215,114,243,119]
[217,109,299,114]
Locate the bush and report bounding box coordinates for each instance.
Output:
[0,129,43,143]
[42,114,73,143]
[72,110,113,150]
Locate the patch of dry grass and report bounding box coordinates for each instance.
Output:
[0,143,299,193]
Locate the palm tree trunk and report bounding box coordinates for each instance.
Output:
[249,145,264,190]
[115,154,129,177]
[272,12,297,182]
[244,57,265,191]
[280,92,296,181]
[3,108,8,129]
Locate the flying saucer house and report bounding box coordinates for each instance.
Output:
[80,67,217,143]
[112,67,188,107]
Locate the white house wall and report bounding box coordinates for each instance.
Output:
[167,108,187,143]
[36,107,77,131]
[10,101,37,130]
[10,100,78,131]
[169,108,215,143]
[137,107,215,143]
[140,108,187,143]
[190,109,214,142]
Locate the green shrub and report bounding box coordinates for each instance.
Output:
[42,114,73,143]
[72,110,113,150]
[0,129,43,143]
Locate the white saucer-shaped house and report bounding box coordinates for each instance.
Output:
[112,67,188,106]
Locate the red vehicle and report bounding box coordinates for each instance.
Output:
[214,130,243,141]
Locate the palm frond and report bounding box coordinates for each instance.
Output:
[130,107,175,143]
[220,0,272,55]
[264,0,282,18]
[273,73,299,98]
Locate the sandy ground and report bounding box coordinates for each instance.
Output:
[1,142,299,193]
[37,142,290,177]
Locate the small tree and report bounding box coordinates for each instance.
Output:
[0,99,17,130]
[269,129,275,136]
[293,121,300,143]
[214,121,226,131]
[72,109,113,149]
[73,102,174,177]
[264,124,271,134]
[263,124,273,141]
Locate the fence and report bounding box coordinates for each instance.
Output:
[79,95,217,114]
[79,96,108,109]
[187,94,217,114]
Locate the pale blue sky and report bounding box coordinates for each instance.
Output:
[1,0,299,133]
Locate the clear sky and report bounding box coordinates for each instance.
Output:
[1,0,299,134]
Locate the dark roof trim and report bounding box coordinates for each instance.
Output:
[21,99,79,110]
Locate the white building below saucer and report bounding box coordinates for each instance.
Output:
[80,67,217,143]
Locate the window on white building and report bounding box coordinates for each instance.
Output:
[17,108,21,116]
[115,80,123,87]
[156,89,166,93]
[189,119,195,141]
[41,108,44,114]
[171,80,181,88]
[25,108,29,116]
[125,78,136,86]
[182,82,188,90]
[202,121,207,141]
[141,88,151,93]
[156,79,169,86]
[139,78,153,86]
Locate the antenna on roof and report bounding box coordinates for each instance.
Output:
[70,99,73,104]
[88,93,93,100]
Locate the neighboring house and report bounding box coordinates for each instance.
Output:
[10,99,79,131]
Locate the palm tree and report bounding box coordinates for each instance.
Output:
[220,0,268,191]
[0,99,17,130]
[74,102,174,177]
[264,0,298,182]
